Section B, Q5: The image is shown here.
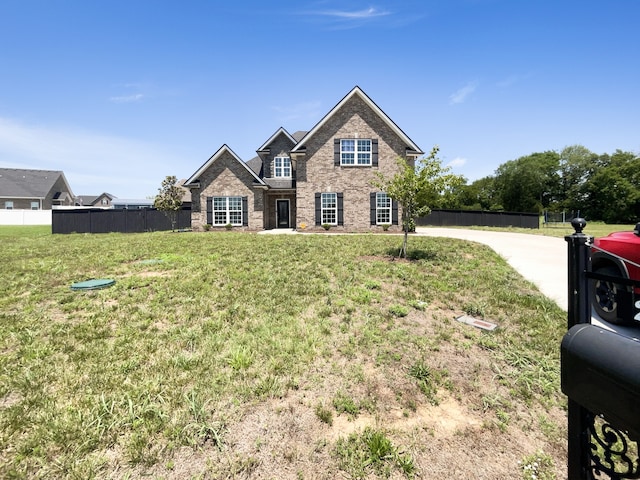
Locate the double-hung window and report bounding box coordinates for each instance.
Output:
[341,139,371,166]
[30,201,40,210]
[274,156,291,178]
[376,193,392,225]
[321,193,337,225]
[5,201,13,210]
[213,196,243,226]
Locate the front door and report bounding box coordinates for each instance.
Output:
[276,200,290,228]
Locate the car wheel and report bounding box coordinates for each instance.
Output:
[591,265,628,324]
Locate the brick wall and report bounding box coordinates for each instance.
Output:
[295,95,411,232]
[190,151,264,230]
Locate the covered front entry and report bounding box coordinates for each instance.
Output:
[276,199,290,228]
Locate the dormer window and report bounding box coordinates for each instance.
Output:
[274,156,291,178]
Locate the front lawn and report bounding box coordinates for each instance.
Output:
[0,230,567,479]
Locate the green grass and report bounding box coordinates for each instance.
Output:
[461,218,636,239]
[0,227,569,478]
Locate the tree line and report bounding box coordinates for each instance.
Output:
[439,145,640,223]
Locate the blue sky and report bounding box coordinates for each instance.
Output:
[1,0,639,199]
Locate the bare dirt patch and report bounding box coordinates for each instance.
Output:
[132,306,567,479]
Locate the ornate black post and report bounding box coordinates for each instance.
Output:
[565,218,592,329]
[565,218,593,480]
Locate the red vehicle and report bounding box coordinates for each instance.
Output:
[591,223,640,324]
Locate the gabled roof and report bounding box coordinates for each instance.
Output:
[291,130,308,142]
[245,156,263,177]
[76,192,117,206]
[257,127,297,152]
[76,195,97,205]
[184,144,266,187]
[0,168,75,198]
[291,86,423,156]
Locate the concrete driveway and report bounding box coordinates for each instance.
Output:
[415,227,640,339]
[415,227,568,309]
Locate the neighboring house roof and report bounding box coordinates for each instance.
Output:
[112,198,154,208]
[76,192,116,206]
[257,127,297,152]
[184,144,266,187]
[76,195,98,205]
[0,167,75,199]
[291,86,424,156]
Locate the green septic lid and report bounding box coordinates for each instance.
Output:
[70,279,116,291]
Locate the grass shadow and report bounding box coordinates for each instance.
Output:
[383,247,438,261]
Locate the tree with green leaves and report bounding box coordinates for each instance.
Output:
[372,146,464,258]
[493,151,561,213]
[154,175,183,231]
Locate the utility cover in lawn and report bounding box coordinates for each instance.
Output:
[70,279,115,291]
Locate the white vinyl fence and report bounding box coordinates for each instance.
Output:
[0,209,52,225]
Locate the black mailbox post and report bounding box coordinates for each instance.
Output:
[561,323,640,439]
[564,220,640,479]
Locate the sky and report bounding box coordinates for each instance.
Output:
[1,0,639,199]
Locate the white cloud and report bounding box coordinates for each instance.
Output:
[316,7,390,19]
[447,157,467,168]
[449,81,478,104]
[496,73,531,88]
[109,93,144,103]
[0,117,183,198]
[300,5,392,29]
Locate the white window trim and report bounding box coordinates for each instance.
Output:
[274,156,291,178]
[5,201,14,210]
[213,196,243,226]
[341,139,372,166]
[321,192,338,226]
[30,201,40,210]
[376,193,392,225]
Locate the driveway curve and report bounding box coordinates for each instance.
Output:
[415,227,640,339]
[415,227,568,310]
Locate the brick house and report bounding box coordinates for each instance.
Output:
[184,86,423,232]
[0,168,75,210]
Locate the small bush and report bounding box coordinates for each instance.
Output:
[322,223,331,231]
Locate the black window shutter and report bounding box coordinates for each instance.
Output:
[392,199,399,225]
[372,139,378,167]
[206,197,213,224]
[370,193,377,225]
[315,193,321,225]
[337,193,344,226]
[334,139,341,166]
[242,196,248,226]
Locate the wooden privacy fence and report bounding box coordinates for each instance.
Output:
[417,209,539,229]
[52,208,191,234]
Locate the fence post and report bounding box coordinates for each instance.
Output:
[565,218,592,329]
[564,217,593,480]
